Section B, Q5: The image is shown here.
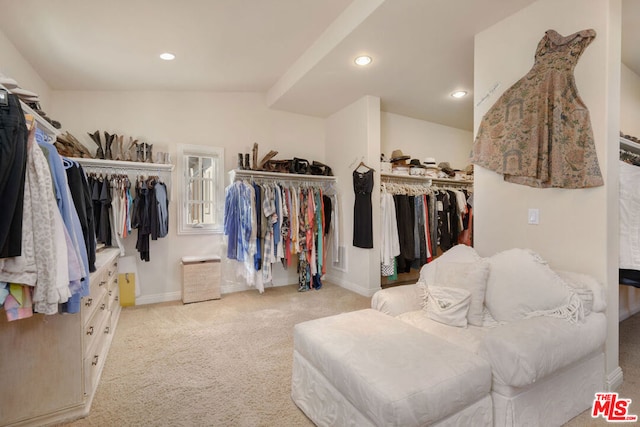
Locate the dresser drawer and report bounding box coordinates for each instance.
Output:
[107,274,120,309]
[83,311,111,397]
[82,285,108,326]
[83,291,109,355]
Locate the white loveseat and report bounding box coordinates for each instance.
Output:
[291,245,607,426]
[371,245,607,426]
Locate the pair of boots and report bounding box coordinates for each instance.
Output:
[88,131,148,162]
[137,142,153,163]
[88,131,120,160]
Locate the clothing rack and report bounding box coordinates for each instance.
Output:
[230,169,337,190]
[380,172,431,184]
[431,178,474,190]
[70,157,174,196]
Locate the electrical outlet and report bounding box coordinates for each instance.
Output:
[528,208,539,225]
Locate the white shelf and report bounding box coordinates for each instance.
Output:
[69,157,175,172]
[380,172,431,182]
[620,137,640,155]
[230,168,336,183]
[0,83,60,137]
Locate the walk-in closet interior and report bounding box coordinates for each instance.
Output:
[0,0,638,425]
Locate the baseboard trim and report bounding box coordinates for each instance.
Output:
[606,366,624,391]
[323,274,380,297]
[135,291,182,305]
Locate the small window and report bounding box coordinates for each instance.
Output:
[178,144,225,234]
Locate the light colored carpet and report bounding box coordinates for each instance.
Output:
[61,282,370,427]
[60,282,640,427]
[564,312,640,426]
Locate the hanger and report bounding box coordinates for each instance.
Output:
[355,161,375,172]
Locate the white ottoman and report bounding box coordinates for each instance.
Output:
[292,309,492,427]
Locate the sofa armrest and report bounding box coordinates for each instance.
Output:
[478,312,606,388]
[371,284,422,316]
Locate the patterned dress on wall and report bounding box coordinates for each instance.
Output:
[471,29,604,189]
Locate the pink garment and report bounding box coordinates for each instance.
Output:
[4,284,34,321]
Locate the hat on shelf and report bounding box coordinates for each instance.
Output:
[423,157,440,170]
[409,159,426,168]
[438,162,456,177]
[390,149,410,164]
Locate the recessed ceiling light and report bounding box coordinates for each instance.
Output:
[160,52,176,61]
[451,90,468,98]
[354,55,372,66]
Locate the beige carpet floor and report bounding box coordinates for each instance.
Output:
[60,282,370,427]
[60,283,640,427]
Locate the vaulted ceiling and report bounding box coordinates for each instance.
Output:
[0,0,636,132]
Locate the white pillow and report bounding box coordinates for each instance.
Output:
[485,248,583,323]
[425,260,489,326]
[425,285,471,327]
[418,244,481,285]
[556,270,606,313]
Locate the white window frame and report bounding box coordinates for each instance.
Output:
[177,144,225,235]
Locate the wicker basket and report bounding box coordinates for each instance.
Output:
[181,256,221,304]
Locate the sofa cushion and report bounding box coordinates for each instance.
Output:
[418,245,487,326]
[484,248,583,323]
[294,309,491,426]
[478,312,607,388]
[427,260,489,326]
[418,244,481,285]
[556,270,606,313]
[425,285,471,327]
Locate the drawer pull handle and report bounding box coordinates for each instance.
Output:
[87,326,94,336]
[108,270,114,277]
[104,326,110,334]
[92,355,99,366]
[85,298,93,307]
[109,290,113,297]
[99,281,106,287]
[100,303,106,311]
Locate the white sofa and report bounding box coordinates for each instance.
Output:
[291,245,607,426]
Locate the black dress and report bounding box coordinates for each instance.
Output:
[352,169,373,248]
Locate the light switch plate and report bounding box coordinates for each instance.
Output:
[528,208,539,225]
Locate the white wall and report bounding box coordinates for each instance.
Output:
[324,96,381,296]
[0,29,51,109]
[474,0,621,389]
[51,91,326,302]
[619,63,640,320]
[381,112,473,170]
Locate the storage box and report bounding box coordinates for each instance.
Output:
[118,272,136,307]
[181,256,221,304]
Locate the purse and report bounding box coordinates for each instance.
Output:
[310,160,333,176]
[290,157,310,174]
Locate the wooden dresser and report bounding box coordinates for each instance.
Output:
[0,248,121,426]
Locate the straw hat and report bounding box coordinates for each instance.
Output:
[422,157,440,170]
[390,149,410,164]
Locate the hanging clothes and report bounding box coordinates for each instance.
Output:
[0,92,28,259]
[224,177,336,293]
[619,160,640,287]
[380,191,400,276]
[64,160,97,272]
[353,169,374,248]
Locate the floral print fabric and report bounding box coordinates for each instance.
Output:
[471,29,604,188]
